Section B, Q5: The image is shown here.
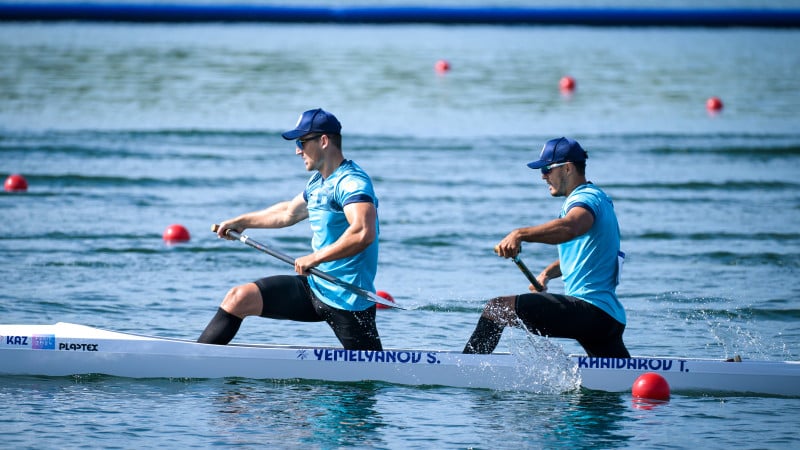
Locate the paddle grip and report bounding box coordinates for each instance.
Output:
[211,223,234,237]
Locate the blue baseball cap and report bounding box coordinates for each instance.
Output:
[526,137,588,169]
[281,108,342,140]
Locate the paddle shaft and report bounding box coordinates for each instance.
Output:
[211,225,402,310]
[512,255,545,292]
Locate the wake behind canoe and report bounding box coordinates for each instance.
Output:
[1,323,798,397]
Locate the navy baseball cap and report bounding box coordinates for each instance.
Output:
[281,108,342,140]
[526,137,588,169]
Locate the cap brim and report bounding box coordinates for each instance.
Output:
[281,129,306,140]
[526,160,548,169]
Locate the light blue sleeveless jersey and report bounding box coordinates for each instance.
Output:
[558,183,626,325]
[303,160,379,311]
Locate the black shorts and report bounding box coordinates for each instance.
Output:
[253,275,382,351]
[514,292,630,358]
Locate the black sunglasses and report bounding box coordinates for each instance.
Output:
[541,161,570,175]
[295,135,322,150]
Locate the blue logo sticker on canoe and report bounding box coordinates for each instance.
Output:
[31,334,56,350]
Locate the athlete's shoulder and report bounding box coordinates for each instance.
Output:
[572,183,612,202]
[340,159,371,178]
[336,161,373,187]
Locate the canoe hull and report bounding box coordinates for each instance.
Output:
[2,323,798,396]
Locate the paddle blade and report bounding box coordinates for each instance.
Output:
[366,290,404,310]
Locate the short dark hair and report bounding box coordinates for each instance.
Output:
[327,133,342,149]
[571,160,586,176]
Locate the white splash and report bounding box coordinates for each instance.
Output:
[505,324,581,394]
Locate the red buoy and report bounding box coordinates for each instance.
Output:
[706,96,723,112]
[4,174,28,192]
[434,59,451,74]
[163,224,191,243]
[375,290,395,309]
[632,372,670,401]
[559,76,576,92]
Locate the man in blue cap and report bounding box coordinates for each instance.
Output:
[198,108,383,350]
[463,137,629,358]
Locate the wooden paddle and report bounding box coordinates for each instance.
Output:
[211,224,403,310]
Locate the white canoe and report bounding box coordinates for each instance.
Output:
[1,322,798,397]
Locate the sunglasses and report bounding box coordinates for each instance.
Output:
[295,135,322,150]
[541,161,570,175]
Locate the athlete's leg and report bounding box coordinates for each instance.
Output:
[197,282,262,344]
[577,318,630,358]
[198,275,318,345]
[313,297,382,351]
[515,293,630,358]
[463,295,517,354]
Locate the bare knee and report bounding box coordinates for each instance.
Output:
[481,296,517,325]
[220,283,262,318]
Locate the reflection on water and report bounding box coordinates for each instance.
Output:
[460,387,630,448]
[210,379,386,447]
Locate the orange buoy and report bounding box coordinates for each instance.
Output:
[706,96,723,112]
[632,372,670,401]
[163,224,191,243]
[4,174,28,192]
[434,59,450,74]
[375,290,395,309]
[559,76,576,92]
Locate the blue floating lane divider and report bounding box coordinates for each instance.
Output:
[0,3,799,27]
